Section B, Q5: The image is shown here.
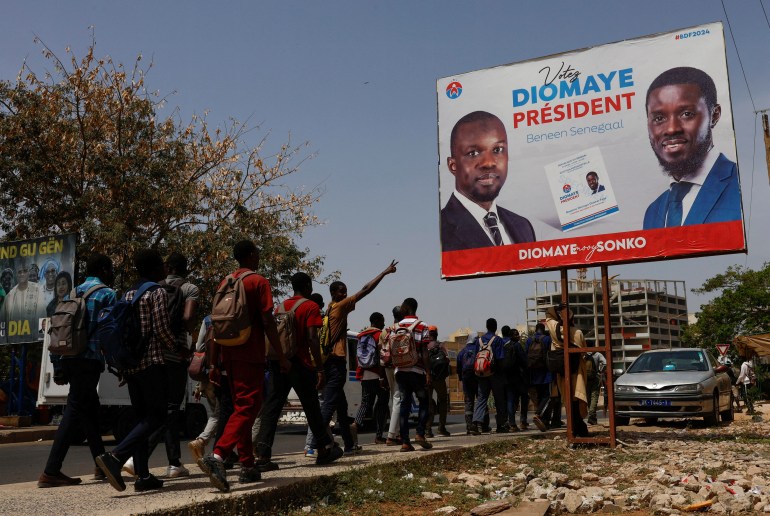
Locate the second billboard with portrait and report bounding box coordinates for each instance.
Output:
[437,22,745,279]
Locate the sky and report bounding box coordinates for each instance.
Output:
[2,1,769,339]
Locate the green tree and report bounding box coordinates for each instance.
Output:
[682,263,770,359]
[0,36,334,304]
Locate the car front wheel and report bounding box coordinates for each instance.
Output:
[721,391,735,422]
[704,392,720,426]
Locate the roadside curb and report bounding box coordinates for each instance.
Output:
[0,426,58,445]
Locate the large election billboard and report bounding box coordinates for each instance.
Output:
[0,234,77,345]
[437,22,745,279]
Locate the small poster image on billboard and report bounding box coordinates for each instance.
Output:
[0,234,77,345]
[437,22,745,279]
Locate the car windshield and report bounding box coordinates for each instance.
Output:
[627,351,709,373]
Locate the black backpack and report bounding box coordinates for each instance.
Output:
[429,346,450,380]
[527,335,547,369]
[160,278,186,336]
[498,340,519,374]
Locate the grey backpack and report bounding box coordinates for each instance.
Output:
[270,298,308,360]
[48,284,106,356]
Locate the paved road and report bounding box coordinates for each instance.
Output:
[0,416,477,486]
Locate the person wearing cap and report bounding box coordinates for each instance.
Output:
[425,325,451,438]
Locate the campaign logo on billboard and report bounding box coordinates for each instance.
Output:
[562,184,572,194]
[446,81,462,99]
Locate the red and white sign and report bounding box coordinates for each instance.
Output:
[716,343,730,356]
[437,22,746,280]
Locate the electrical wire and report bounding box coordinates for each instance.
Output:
[721,0,757,112]
[760,0,770,28]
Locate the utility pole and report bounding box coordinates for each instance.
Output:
[763,112,770,185]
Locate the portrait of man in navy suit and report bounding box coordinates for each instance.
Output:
[586,171,605,194]
[440,111,536,252]
[642,67,742,230]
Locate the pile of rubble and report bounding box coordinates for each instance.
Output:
[425,410,770,514]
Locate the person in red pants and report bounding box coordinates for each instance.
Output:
[198,240,290,493]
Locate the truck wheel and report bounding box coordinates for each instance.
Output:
[113,407,137,444]
[185,403,208,438]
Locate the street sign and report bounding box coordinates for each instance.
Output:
[716,343,730,356]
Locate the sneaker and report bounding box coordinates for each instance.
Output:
[255,459,279,472]
[122,457,136,477]
[166,464,190,478]
[304,447,316,458]
[94,466,106,481]
[239,466,262,484]
[373,436,387,445]
[414,435,433,450]
[187,439,206,462]
[95,453,126,492]
[508,424,521,433]
[496,426,510,434]
[134,474,164,492]
[385,437,402,446]
[437,428,451,437]
[37,471,82,488]
[467,424,480,436]
[400,443,415,452]
[316,443,344,465]
[344,444,362,455]
[198,455,229,493]
[518,422,529,431]
[425,430,434,438]
[587,416,598,425]
[223,452,238,470]
[532,416,548,433]
[481,426,492,433]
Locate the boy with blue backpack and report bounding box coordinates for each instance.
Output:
[96,249,177,493]
[351,312,390,444]
[457,333,489,435]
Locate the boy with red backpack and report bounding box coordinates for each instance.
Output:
[472,318,510,434]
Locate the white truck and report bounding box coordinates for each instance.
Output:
[36,329,210,443]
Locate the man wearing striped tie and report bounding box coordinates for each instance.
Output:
[440,111,536,252]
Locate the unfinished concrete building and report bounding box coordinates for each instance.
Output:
[525,275,689,373]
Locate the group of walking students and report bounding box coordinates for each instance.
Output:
[36,240,607,494]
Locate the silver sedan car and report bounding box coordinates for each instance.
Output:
[614,348,733,426]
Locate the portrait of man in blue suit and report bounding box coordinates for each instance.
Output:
[642,67,742,230]
[440,111,536,252]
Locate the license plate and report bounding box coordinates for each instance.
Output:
[638,399,671,407]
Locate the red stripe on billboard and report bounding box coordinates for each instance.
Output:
[441,221,745,279]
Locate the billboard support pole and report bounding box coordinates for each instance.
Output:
[563,266,617,448]
[601,265,617,448]
[560,269,574,442]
